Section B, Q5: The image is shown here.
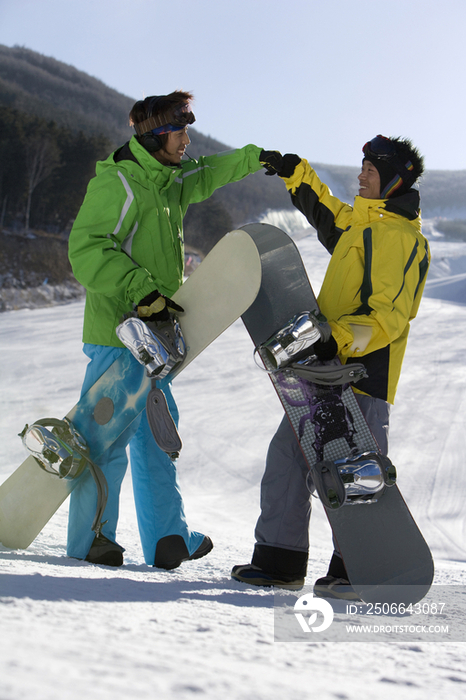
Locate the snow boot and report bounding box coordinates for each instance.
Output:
[154,534,213,570]
[85,534,125,567]
[231,564,304,590]
[313,552,361,601]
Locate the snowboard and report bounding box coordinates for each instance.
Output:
[240,223,434,605]
[0,229,262,550]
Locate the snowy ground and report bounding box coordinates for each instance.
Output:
[1,221,466,699]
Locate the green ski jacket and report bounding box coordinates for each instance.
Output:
[69,137,262,346]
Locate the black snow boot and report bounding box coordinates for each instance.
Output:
[85,534,125,567]
[154,534,213,570]
[314,552,360,601]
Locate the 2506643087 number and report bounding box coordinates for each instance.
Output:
[346,602,446,616]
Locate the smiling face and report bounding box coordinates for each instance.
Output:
[154,126,191,166]
[358,160,381,199]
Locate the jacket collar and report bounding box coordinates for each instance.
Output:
[384,189,421,221]
[102,136,182,191]
[128,136,182,189]
[353,189,421,224]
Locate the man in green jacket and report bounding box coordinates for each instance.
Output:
[68,90,263,568]
[232,135,430,598]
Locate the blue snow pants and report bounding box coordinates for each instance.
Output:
[66,344,205,564]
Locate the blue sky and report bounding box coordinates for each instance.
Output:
[0,0,464,171]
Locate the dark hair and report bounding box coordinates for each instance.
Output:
[389,136,425,182]
[129,91,194,126]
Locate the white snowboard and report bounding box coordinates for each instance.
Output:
[0,229,261,549]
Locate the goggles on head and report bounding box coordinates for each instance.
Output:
[134,102,195,137]
[362,135,398,161]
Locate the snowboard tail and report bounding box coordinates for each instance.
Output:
[0,229,262,550]
[240,223,434,605]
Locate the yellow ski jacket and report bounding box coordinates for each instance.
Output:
[283,159,430,403]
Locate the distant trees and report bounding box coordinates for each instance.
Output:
[0,106,25,228]
[0,44,296,244]
[24,130,60,230]
[0,106,112,233]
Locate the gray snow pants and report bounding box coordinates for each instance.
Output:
[251,394,390,577]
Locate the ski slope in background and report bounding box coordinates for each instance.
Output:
[1,221,466,700]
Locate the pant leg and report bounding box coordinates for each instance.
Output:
[67,416,141,558]
[130,382,204,565]
[252,415,311,578]
[253,394,390,553]
[251,395,391,577]
[67,345,204,563]
[354,393,391,456]
[67,344,139,559]
[255,414,311,550]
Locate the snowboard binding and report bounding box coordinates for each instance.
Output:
[20,418,108,536]
[311,451,397,509]
[290,361,368,386]
[116,313,186,379]
[20,418,88,480]
[255,310,332,371]
[117,314,186,458]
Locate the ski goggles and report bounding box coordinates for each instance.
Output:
[134,103,195,137]
[362,135,398,161]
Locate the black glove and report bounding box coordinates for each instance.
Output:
[137,289,184,323]
[312,334,338,361]
[280,153,301,178]
[259,150,301,178]
[259,150,283,176]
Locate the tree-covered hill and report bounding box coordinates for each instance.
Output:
[2,43,465,229]
[0,43,291,235]
[0,44,289,308]
[1,44,465,311]
[0,44,134,145]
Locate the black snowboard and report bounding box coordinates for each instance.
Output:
[241,223,434,605]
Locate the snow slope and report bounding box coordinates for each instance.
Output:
[1,224,466,700]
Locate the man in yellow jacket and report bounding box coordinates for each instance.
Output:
[232,135,430,597]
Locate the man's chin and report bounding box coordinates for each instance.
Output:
[155,151,182,166]
[168,152,184,164]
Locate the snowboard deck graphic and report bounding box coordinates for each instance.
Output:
[240,223,434,605]
[0,229,262,550]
